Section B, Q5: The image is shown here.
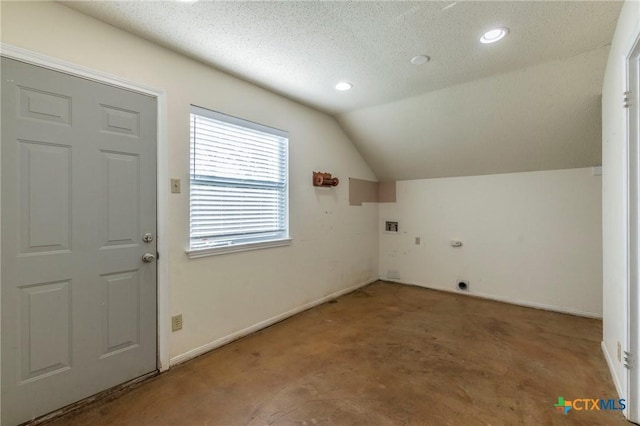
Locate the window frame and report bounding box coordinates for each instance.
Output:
[186,105,290,258]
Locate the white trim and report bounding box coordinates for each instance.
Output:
[0,44,163,98]
[169,278,378,366]
[190,104,288,138]
[0,54,3,423]
[603,341,625,399]
[624,26,640,423]
[186,238,292,259]
[156,97,170,373]
[385,278,602,319]
[0,44,171,374]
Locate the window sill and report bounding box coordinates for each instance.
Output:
[186,238,292,259]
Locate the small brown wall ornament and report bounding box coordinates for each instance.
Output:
[313,171,339,187]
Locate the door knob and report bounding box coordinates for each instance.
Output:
[142,253,156,263]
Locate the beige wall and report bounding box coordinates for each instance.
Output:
[0,1,378,362]
[602,0,640,400]
[0,0,620,380]
[379,168,603,317]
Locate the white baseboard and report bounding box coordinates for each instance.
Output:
[170,276,600,367]
[601,341,625,400]
[383,278,602,319]
[169,277,378,366]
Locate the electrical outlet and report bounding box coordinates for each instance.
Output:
[618,341,622,362]
[170,178,181,194]
[415,237,421,245]
[172,314,183,332]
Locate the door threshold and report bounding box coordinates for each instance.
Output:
[21,370,159,426]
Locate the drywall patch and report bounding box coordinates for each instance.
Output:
[378,181,396,203]
[349,178,377,206]
[349,178,396,206]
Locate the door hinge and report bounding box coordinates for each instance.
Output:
[156,252,160,261]
[624,91,631,108]
[624,350,633,369]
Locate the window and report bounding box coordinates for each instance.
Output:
[188,105,289,257]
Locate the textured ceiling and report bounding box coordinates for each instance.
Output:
[60,0,622,180]
[338,47,608,181]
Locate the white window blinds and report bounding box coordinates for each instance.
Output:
[189,105,289,252]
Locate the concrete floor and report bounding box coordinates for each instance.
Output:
[48,281,627,425]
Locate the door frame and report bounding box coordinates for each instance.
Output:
[0,44,171,418]
[625,27,640,423]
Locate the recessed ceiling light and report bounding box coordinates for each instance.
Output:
[335,81,353,91]
[410,55,430,65]
[480,27,509,44]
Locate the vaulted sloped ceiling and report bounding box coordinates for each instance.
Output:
[61,0,623,180]
[338,47,607,181]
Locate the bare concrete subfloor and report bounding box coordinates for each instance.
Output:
[48,281,627,425]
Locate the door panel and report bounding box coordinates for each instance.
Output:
[20,141,72,253]
[19,86,72,125]
[101,151,140,247]
[2,58,157,426]
[100,270,140,357]
[100,104,139,136]
[19,280,72,382]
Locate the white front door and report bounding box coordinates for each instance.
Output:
[1,58,158,425]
